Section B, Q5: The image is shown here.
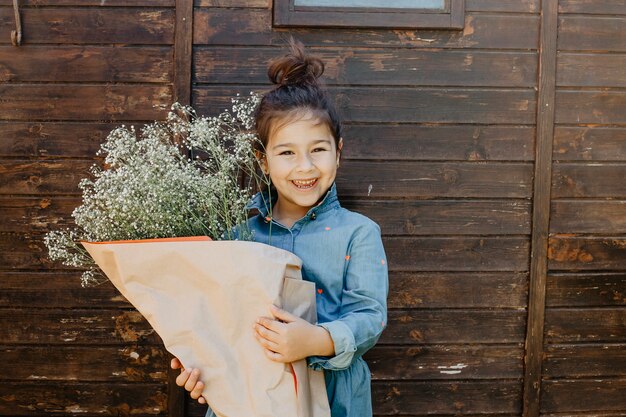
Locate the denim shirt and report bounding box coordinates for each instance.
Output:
[205,182,388,417]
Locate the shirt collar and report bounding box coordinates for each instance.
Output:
[247,182,340,220]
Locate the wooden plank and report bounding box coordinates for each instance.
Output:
[0,345,168,382]
[371,380,522,415]
[553,127,626,161]
[0,85,172,121]
[550,200,626,233]
[341,125,535,161]
[541,379,626,413]
[523,1,558,416]
[193,9,539,50]
[0,46,172,83]
[544,308,626,343]
[336,161,533,198]
[0,8,175,45]
[387,272,528,308]
[0,196,79,232]
[0,122,116,158]
[546,272,626,307]
[0,232,51,270]
[194,47,538,87]
[543,344,626,377]
[174,0,193,105]
[0,160,533,198]
[558,16,626,52]
[343,200,531,235]
[365,345,524,380]
[194,86,537,124]
[195,0,268,7]
[380,310,527,344]
[552,164,626,198]
[548,236,626,271]
[0,0,174,4]
[555,91,626,124]
[0,308,161,345]
[557,53,626,87]
[0,271,131,308]
[384,236,530,272]
[559,0,626,15]
[0,382,167,415]
[0,160,94,195]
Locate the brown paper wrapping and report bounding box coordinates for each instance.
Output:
[82,237,330,417]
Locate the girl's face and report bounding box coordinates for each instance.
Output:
[261,112,342,220]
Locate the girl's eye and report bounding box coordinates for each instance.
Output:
[279,150,294,155]
[313,147,328,152]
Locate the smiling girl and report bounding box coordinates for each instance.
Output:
[172,38,389,417]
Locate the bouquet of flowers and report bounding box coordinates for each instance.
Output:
[44,95,330,417]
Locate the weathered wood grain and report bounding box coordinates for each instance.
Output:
[387,272,528,308]
[380,309,527,344]
[552,164,626,198]
[194,47,537,87]
[0,160,94,195]
[0,122,119,158]
[0,46,172,83]
[343,200,531,235]
[0,8,175,45]
[0,196,80,232]
[546,273,626,307]
[384,236,530,272]
[544,308,626,343]
[555,91,626,124]
[0,382,167,415]
[365,345,524,380]
[0,345,168,382]
[0,85,172,121]
[550,200,626,233]
[0,271,130,308]
[548,236,626,271]
[559,0,626,15]
[557,53,626,87]
[0,0,174,4]
[0,309,161,344]
[336,161,533,198]
[553,127,626,161]
[558,16,626,52]
[541,379,626,413]
[193,9,539,50]
[341,125,535,161]
[371,380,522,415]
[543,344,626,377]
[194,86,537,124]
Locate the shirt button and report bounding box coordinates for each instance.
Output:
[310,212,316,220]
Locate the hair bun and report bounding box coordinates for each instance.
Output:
[268,37,325,87]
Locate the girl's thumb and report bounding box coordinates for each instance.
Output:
[270,304,295,322]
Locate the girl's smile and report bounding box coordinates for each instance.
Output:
[261,112,342,226]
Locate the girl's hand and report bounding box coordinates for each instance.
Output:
[170,357,207,405]
[254,305,334,363]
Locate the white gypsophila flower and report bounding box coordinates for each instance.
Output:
[45,93,266,286]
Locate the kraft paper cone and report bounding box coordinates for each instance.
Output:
[82,237,330,417]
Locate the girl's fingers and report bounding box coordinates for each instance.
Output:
[175,368,190,387]
[256,317,282,333]
[254,328,279,350]
[190,381,204,400]
[171,357,181,369]
[198,397,206,405]
[184,369,200,392]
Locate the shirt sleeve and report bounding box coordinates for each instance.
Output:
[308,221,388,371]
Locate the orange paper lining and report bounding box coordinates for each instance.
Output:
[82,236,212,245]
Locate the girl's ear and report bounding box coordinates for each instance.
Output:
[336,137,344,163]
[255,150,269,174]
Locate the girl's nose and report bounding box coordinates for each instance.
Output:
[295,153,314,171]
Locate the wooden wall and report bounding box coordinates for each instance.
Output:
[0,0,624,416]
[541,1,626,415]
[0,0,179,414]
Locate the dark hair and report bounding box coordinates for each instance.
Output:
[254,37,343,156]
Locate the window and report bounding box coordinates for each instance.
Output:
[273,0,464,29]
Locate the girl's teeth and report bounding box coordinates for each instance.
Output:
[292,179,317,188]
